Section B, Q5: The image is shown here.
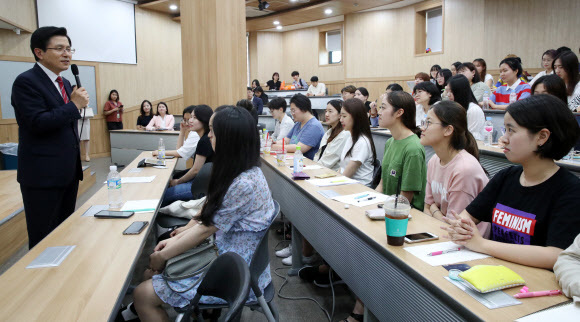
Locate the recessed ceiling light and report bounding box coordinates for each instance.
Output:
[324,9,333,15]
[273,21,280,25]
[276,25,282,30]
[169,4,178,10]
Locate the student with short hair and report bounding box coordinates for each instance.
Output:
[248,86,263,115]
[529,49,557,87]
[531,74,568,104]
[443,95,580,269]
[415,72,431,84]
[421,100,490,237]
[457,62,492,102]
[152,105,200,159]
[104,89,124,130]
[489,58,532,110]
[236,99,258,125]
[136,100,153,130]
[413,81,441,127]
[254,85,268,105]
[314,100,350,172]
[473,58,494,89]
[446,75,486,141]
[291,71,308,89]
[306,76,326,96]
[269,97,294,143]
[553,51,580,111]
[146,102,175,131]
[266,72,281,90]
[271,94,324,160]
[341,85,356,100]
[430,64,442,84]
[339,98,377,187]
[251,79,260,89]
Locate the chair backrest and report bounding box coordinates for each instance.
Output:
[192,252,251,322]
[190,162,213,197]
[248,200,280,295]
[371,158,382,189]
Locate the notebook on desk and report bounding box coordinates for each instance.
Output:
[516,300,577,321]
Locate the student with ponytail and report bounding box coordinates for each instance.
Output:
[420,100,490,237]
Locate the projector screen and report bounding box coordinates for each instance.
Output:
[36,0,137,64]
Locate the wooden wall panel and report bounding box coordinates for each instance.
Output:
[0,0,36,32]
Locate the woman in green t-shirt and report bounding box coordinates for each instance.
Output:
[376,91,427,210]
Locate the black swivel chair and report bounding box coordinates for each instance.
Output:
[174,252,251,322]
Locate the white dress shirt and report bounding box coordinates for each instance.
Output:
[37,62,66,99]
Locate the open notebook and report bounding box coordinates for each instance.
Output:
[516,300,578,321]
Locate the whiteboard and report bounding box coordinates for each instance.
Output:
[0,61,98,119]
[36,0,137,64]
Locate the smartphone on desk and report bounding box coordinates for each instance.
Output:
[123,221,149,235]
[95,210,134,219]
[404,232,438,244]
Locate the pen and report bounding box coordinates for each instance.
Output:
[513,290,562,299]
[428,247,461,256]
[357,196,376,202]
[354,194,369,199]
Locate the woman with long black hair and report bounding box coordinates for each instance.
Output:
[446,75,486,141]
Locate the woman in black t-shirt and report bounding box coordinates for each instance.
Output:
[443,95,580,269]
[162,105,214,206]
[266,72,281,90]
[136,100,153,130]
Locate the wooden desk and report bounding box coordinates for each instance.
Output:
[261,153,567,321]
[0,152,177,321]
[0,170,26,265]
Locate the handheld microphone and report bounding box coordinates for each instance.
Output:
[71,64,81,88]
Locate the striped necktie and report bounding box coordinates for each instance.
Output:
[56,76,69,104]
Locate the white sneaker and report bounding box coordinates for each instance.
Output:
[281,255,292,266]
[275,245,292,258]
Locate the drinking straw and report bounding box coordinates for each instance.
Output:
[395,175,402,209]
[282,139,284,152]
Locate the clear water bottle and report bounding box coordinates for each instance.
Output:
[258,130,264,154]
[482,91,490,110]
[107,165,123,209]
[293,146,303,173]
[158,138,165,160]
[484,117,494,146]
[509,91,517,104]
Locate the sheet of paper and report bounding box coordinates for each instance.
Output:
[103,176,156,184]
[288,165,324,170]
[306,176,359,187]
[404,241,490,266]
[128,168,143,173]
[26,246,76,269]
[516,301,578,321]
[445,277,521,309]
[317,190,341,199]
[332,192,388,207]
[120,199,160,213]
[81,204,109,217]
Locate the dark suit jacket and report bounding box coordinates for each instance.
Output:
[11,63,83,188]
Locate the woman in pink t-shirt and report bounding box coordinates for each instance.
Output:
[419,100,490,237]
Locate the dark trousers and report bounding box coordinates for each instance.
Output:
[107,121,123,131]
[20,180,79,249]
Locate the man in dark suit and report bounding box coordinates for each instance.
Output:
[11,26,89,248]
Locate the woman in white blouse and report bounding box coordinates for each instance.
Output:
[473,58,494,89]
[529,49,557,87]
[445,75,486,141]
[314,100,350,171]
[339,98,377,187]
[553,50,580,111]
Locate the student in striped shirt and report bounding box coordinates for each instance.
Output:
[489,58,531,110]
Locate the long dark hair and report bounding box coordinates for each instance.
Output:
[140,100,152,117]
[432,101,480,161]
[531,74,568,104]
[553,51,580,96]
[448,75,478,111]
[458,62,482,84]
[342,98,376,161]
[473,58,488,81]
[326,100,344,143]
[436,68,453,91]
[195,106,260,226]
[193,104,213,134]
[108,89,119,102]
[387,91,421,136]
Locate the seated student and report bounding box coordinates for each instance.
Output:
[123,107,276,322]
[450,62,462,76]
[314,100,350,172]
[443,95,580,269]
[254,86,268,105]
[271,94,324,160]
[369,83,404,126]
[251,79,260,89]
[430,64,442,84]
[494,55,528,88]
[436,68,453,99]
[457,62,491,102]
[446,75,486,141]
[136,100,153,130]
[529,49,557,87]
[554,233,580,299]
[415,72,431,84]
[340,98,377,187]
[306,76,326,96]
[269,97,294,144]
[553,50,580,111]
[341,85,356,101]
[489,58,532,110]
[413,81,441,127]
[531,74,568,104]
[266,72,281,90]
[291,70,308,89]
[420,100,490,237]
[146,102,175,131]
[473,58,494,89]
[152,105,200,159]
[236,99,258,125]
[161,105,214,206]
[248,86,263,115]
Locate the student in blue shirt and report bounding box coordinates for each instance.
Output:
[247,86,263,115]
[271,94,324,160]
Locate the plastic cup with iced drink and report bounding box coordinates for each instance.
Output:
[384,195,411,246]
